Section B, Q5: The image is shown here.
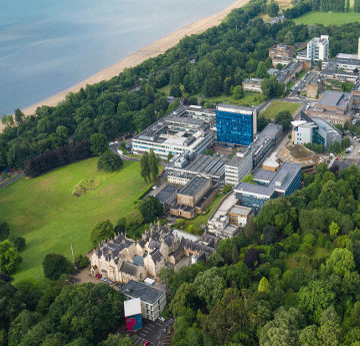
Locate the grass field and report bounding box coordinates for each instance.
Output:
[203,92,267,107]
[294,12,360,25]
[261,101,301,119]
[0,158,151,283]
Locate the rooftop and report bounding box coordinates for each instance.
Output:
[318,91,352,108]
[253,169,276,184]
[124,298,142,317]
[217,103,255,113]
[179,176,209,197]
[243,78,263,85]
[154,185,178,204]
[121,280,165,305]
[235,162,301,196]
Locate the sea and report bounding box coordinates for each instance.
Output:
[0,0,236,115]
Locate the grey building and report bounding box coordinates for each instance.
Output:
[166,151,228,186]
[121,280,166,321]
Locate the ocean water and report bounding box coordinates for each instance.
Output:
[0,0,236,115]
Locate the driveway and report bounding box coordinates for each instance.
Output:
[133,318,174,346]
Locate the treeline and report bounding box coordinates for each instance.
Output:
[23,140,93,178]
[159,163,360,345]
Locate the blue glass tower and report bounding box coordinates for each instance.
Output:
[216,104,256,146]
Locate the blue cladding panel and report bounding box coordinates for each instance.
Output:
[216,110,253,146]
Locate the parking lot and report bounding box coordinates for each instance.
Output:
[133,318,174,346]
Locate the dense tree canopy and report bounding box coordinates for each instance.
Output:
[97,150,123,172]
[90,220,114,246]
[42,254,72,280]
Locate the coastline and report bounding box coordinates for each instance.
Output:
[1,0,250,132]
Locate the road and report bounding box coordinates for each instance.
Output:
[0,172,25,189]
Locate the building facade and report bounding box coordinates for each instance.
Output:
[216,104,257,146]
[225,148,253,186]
[307,35,329,61]
[242,78,263,93]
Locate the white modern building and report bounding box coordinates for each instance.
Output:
[307,35,329,62]
[225,147,252,187]
[132,106,215,159]
[291,111,342,150]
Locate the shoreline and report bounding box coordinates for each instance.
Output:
[1,0,250,132]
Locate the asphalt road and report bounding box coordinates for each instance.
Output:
[133,318,174,346]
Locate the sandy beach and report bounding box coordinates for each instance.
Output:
[1,0,249,132]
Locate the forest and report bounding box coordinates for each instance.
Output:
[2,0,360,172]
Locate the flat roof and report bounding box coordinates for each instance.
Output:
[124,298,142,317]
[154,185,178,204]
[253,169,276,184]
[121,280,165,305]
[217,103,255,113]
[172,229,200,242]
[179,176,209,197]
[318,91,352,108]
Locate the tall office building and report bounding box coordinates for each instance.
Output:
[307,35,329,62]
[216,104,257,146]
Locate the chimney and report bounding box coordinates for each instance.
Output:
[358,37,360,59]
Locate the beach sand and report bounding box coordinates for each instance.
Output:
[0,0,249,132]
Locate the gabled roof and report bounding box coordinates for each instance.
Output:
[120,262,139,277]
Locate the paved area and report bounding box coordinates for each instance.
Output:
[133,318,174,346]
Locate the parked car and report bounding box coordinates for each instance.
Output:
[144,341,150,346]
[162,328,167,334]
[95,274,102,280]
[159,317,165,322]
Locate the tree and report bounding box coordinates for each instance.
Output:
[341,137,351,149]
[326,248,355,277]
[90,133,108,156]
[223,184,232,194]
[97,150,123,172]
[243,248,261,270]
[0,221,10,241]
[100,335,135,346]
[261,76,284,98]
[194,268,226,310]
[242,174,254,183]
[140,152,150,183]
[42,254,72,280]
[148,149,159,182]
[14,109,25,124]
[256,61,269,79]
[233,85,244,99]
[329,140,341,154]
[167,152,173,161]
[0,240,22,274]
[10,237,26,252]
[329,221,339,240]
[267,1,280,17]
[90,220,114,246]
[258,277,271,294]
[275,110,293,131]
[284,31,295,45]
[139,196,164,223]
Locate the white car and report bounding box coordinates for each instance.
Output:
[159,317,166,322]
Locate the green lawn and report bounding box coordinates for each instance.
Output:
[294,12,360,25]
[203,91,267,107]
[261,101,301,119]
[0,158,151,283]
[184,193,225,233]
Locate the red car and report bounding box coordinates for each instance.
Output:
[143,341,150,346]
[95,274,102,280]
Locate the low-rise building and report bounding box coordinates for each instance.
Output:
[208,192,253,238]
[170,176,218,218]
[124,298,143,331]
[269,44,295,60]
[335,52,360,73]
[132,105,215,159]
[166,151,228,186]
[242,78,263,93]
[234,163,302,213]
[153,185,178,210]
[121,280,166,321]
[305,90,354,125]
[225,147,252,187]
[251,123,283,168]
[276,61,303,86]
[322,61,359,83]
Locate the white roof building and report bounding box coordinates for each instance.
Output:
[124,298,142,317]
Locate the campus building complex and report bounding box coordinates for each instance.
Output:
[216,104,257,146]
[234,163,302,213]
[224,147,253,186]
[132,106,215,159]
